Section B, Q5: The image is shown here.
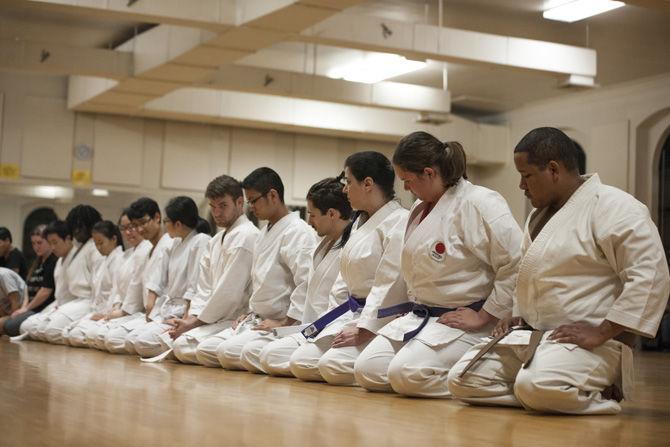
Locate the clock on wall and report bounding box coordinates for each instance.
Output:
[74,144,93,161]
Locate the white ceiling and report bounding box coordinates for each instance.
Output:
[1,0,669,115]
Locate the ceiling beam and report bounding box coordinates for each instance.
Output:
[296,13,597,79]
[198,65,451,113]
[0,39,132,79]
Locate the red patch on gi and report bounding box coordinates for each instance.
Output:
[434,242,446,254]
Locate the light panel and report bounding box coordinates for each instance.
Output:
[326,53,426,84]
[543,0,625,23]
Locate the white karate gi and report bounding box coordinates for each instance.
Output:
[104,234,171,354]
[289,200,408,385]
[172,216,259,364]
[20,248,76,340]
[131,230,211,358]
[66,246,124,347]
[447,174,670,414]
[197,212,316,369]
[354,180,522,396]
[238,234,343,375]
[42,239,103,344]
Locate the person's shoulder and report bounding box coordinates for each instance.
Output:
[595,183,649,218]
[462,183,512,221]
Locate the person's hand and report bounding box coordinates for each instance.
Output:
[549,321,621,350]
[166,317,199,340]
[90,313,104,321]
[252,319,282,332]
[232,313,251,330]
[331,327,375,348]
[104,309,124,321]
[492,317,524,337]
[11,307,27,318]
[439,308,493,331]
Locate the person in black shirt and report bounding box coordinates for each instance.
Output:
[0,227,28,279]
[1,225,57,336]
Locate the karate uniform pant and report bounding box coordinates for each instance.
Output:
[104,314,145,354]
[44,300,91,345]
[289,334,372,385]
[83,319,109,350]
[65,317,99,348]
[354,331,483,397]
[446,334,625,415]
[19,305,58,340]
[128,321,174,358]
[172,321,231,364]
[216,329,269,370]
[241,333,305,376]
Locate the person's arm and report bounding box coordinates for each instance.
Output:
[6,291,22,313]
[442,198,523,331]
[551,203,670,348]
[23,287,53,312]
[281,228,316,324]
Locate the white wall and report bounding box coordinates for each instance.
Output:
[478,73,670,224]
[0,72,418,244]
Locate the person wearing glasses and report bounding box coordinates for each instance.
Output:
[104,197,173,354]
[289,151,408,385]
[86,210,153,350]
[64,220,125,347]
[167,175,260,365]
[128,196,211,359]
[236,176,353,375]
[195,167,317,369]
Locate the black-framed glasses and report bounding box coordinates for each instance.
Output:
[246,191,268,206]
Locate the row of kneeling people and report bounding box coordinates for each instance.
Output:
[5,127,669,416]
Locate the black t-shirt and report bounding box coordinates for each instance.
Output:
[26,253,57,313]
[0,248,28,280]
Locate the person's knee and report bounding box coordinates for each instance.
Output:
[44,323,67,345]
[240,342,265,373]
[135,333,166,358]
[217,339,245,370]
[513,369,574,412]
[353,352,392,392]
[67,329,88,348]
[195,338,223,367]
[260,345,292,377]
[318,350,355,386]
[173,336,198,364]
[289,346,324,381]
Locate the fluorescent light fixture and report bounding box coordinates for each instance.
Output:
[33,186,74,200]
[91,188,109,197]
[327,53,426,84]
[543,0,625,22]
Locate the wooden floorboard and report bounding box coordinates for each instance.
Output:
[2,339,670,447]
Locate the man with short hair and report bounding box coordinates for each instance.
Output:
[447,127,670,415]
[195,167,317,368]
[103,197,172,354]
[169,175,260,364]
[19,220,75,340]
[0,227,27,279]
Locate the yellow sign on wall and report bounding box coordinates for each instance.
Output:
[0,163,20,179]
[71,170,92,186]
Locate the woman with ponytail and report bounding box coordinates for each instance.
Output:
[290,151,409,385]
[129,196,211,359]
[352,131,523,398]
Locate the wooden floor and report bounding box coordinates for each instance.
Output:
[2,340,670,447]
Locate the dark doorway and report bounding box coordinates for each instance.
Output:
[660,134,670,263]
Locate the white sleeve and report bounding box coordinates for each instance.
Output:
[357,218,408,333]
[282,229,317,322]
[598,206,670,338]
[198,245,255,324]
[182,236,210,301]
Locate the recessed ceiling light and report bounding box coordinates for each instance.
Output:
[543,0,625,23]
[91,188,110,197]
[327,53,426,84]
